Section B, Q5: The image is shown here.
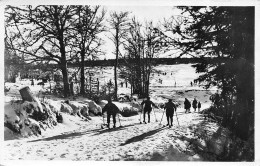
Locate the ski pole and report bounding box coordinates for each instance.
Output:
[139,108,143,124]
[153,108,158,122]
[101,114,105,129]
[118,114,122,127]
[159,108,166,125]
[175,108,180,126]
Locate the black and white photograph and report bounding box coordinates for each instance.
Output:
[1,0,259,164]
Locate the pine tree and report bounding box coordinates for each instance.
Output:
[164,6,254,140]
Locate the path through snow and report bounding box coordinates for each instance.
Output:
[3,109,220,161]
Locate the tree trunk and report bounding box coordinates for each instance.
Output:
[114,28,119,101]
[80,50,85,95]
[60,62,70,98]
[146,70,151,97]
[19,86,37,102]
[58,34,70,98]
[70,81,74,96]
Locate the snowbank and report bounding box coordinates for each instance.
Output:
[81,100,102,115]
[4,100,58,139]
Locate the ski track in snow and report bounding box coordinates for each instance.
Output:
[4,110,210,161]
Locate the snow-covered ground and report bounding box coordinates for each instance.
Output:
[2,64,225,162]
[3,111,228,161]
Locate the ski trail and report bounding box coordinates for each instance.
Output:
[4,111,209,161]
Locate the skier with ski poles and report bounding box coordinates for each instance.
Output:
[163,99,176,128]
[102,98,121,129]
[141,97,159,124]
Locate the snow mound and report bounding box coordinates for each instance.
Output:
[82,100,102,116]
[4,100,58,140]
[60,103,73,114]
[65,100,89,118]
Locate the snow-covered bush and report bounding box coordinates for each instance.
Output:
[114,102,140,117]
[120,108,139,117]
[4,100,58,138]
[84,100,102,116]
[47,100,61,113]
[64,100,89,118]
[60,103,73,114]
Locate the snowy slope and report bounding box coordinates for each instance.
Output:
[3,64,225,161]
[3,109,231,161]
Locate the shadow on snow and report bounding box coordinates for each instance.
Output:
[120,126,166,146]
[27,123,143,143]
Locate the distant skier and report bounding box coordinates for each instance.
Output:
[31,78,34,86]
[192,98,198,112]
[198,101,201,112]
[141,97,158,123]
[102,98,121,129]
[190,81,193,86]
[120,82,123,87]
[164,99,176,127]
[184,98,191,113]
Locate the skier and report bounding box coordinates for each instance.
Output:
[31,78,34,86]
[102,98,121,129]
[184,98,191,113]
[164,99,176,127]
[198,101,201,112]
[192,98,198,112]
[141,97,158,123]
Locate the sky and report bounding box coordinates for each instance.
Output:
[101,6,181,59]
[105,6,175,24]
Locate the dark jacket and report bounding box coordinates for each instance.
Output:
[141,100,157,110]
[198,102,201,108]
[164,102,176,113]
[192,99,197,108]
[184,99,191,109]
[102,102,120,115]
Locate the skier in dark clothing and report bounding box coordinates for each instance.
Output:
[164,99,176,127]
[198,101,201,112]
[192,98,198,112]
[184,98,191,113]
[141,97,158,123]
[102,98,121,129]
[31,79,34,86]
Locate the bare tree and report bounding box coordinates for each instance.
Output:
[122,19,168,97]
[73,6,106,95]
[108,11,129,100]
[5,5,79,97]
